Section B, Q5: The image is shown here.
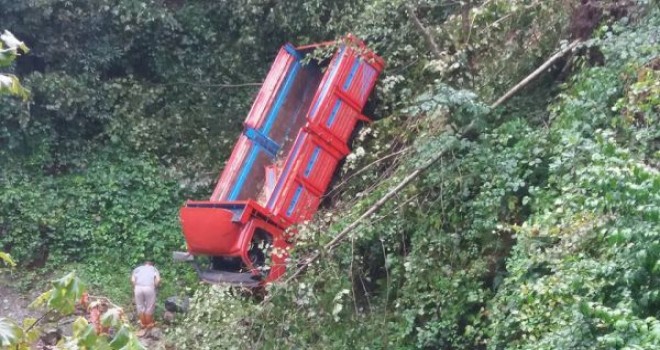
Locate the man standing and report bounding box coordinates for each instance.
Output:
[131,261,161,331]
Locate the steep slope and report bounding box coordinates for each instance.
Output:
[1,1,657,348]
[172,4,659,350]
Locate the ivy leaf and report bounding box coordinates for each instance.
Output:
[21,318,41,344]
[29,290,53,309]
[0,74,28,100]
[92,337,114,350]
[118,335,147,350]
[72,317,89,337]
[109,324,131,349]
[110,325,145,350]
[0,49,16,67]
[0,317,23,347]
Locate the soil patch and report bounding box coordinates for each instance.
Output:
[0,281,41,322]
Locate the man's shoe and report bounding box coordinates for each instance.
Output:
[138,313,147,328]
[144,314,156,329]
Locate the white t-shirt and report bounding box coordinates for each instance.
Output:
[132,265,160,287]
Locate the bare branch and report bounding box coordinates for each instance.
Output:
[406,3,442,59]
[491,40,581,109]
[285,150,446,283]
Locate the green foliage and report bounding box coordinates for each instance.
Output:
[172,4,660,350]
[0,318,22,347]
[486,12,660,348]
[0,252,15,267]
[0,153,183,266]
[436,0,573,97]
[58,318,145,350]
[2,0,658,349]
[0,0,517,307]
[31,272,86,314]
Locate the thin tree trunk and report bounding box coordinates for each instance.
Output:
[406,3,442,59]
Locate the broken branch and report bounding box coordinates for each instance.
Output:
[490,40,581,108]
[406,3,442,59]
[285,150,446,283]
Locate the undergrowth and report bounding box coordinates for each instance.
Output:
[172,6,659,350]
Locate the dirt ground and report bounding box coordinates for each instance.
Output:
[0,282,41,322]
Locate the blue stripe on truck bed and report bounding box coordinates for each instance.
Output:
[310,47,345,117]
[286,185,303,216]
[343,59,360,90]
[261,60,301,134]
[304,146,321,177]
[228,145,261,200]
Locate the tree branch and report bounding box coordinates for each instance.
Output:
[490,40,581,108]
[285,150,447,283]
[324,147,409,198]
[406,3,442,59]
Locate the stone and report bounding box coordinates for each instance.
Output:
[164,296,189,313]
[147,327,163,340]
[163,311,175,324]
[40,328,63,346]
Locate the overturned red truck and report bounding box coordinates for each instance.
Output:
[176,36,385,286]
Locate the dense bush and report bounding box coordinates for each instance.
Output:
[172,4,659,349]
[0,153,182,265]
[2,0,658,349]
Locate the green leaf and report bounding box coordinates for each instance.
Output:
[0,74,29,100]
[0,252,15,267]
[109,325,131,349]
[117,335,146,350]
[79,323,98,348]
[43,272,86,314]
[29,290,53,309]
[72,317,90,338]
[21,318,41,344]
[0,317,23,347]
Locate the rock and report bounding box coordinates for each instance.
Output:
[163,311,175,324]
[41,328,63,346]
[147,327,163,340]
[136,328,147,338]
[164,296,189,313]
